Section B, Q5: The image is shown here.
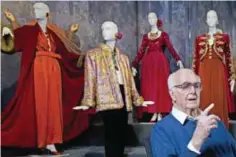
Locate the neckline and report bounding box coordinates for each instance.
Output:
[147,31,163,41]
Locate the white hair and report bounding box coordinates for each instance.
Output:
[167,69,201,90]
[101,21,118,33]
[33,2,50,13]
[167,73,176,90]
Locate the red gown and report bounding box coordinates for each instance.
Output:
[132,32,181,118]
[1,23,89,147]
[192,33,236,127]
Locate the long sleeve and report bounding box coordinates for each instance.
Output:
[1,25,26,54]
[53,30,84,72]
[66,28,81,49]
[126,57,144,106]
[11,20,21,30]
[151,125,200,157]
[192,38,200,74]
[225,34,236,82]
[163,32,181,61]
[14,26,27,53]
[81,53,96,107]
[131,35,148,68]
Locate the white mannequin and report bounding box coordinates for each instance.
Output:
[34,3,58,153]
[206,10,235,92]
[132,12,184,77]
[2,3,79,154]
[3,3,78,40]
[33,3,49,33]
[73,21,154,111]
[102,21,124,84]
[132,12,184,122]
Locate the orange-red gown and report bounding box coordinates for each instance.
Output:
[1,23,89,147]
[34,29,63,147]
[192,33,235,128]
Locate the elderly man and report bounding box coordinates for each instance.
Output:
[150,69,236,157]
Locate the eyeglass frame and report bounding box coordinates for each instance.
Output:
[172,82,202,91]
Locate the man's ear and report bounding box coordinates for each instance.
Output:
[169,90,176,102]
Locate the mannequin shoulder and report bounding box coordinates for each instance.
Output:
[161,31,173,40]
[141,33,149,40]
[161,31,168,36]
[86,47,102,58]
[120,52,129,60]
[215,32,230,42]
[195,34,209,42]
[221,33,230,39]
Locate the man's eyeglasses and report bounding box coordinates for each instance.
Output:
[173,82,202,91]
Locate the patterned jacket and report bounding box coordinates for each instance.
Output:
[82,43,144,112]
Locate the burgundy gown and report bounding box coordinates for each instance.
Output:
[132,32,181,118]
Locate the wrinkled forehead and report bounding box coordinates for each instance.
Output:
[174,71,200,85]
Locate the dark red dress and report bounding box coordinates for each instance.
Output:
[132,32,181,118]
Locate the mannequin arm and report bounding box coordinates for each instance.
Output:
[192,38,200,74]
[1,24,25,54]
[131,35,148,68]
[81,53,96,108]
[225,35,236,82]
[126,57,144,106]
[163,32,181,61]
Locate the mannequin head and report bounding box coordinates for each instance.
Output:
[148,12,158,27]
[33,2,50,20]
[206,10,219,27]
[101,21,118,41]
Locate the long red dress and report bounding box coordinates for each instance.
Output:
[132,32,181,118]
[34,29,64,148]
[1,23,89,147]
[192,33,235,127]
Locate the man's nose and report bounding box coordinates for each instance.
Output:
[189,85,196,93]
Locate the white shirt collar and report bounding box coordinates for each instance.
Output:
[171,107,188,125]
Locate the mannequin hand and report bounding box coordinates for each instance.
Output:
[132,67,137,76]
[177,60,184,68]
[3,9,15,22]
[142,101,154,107]
[73,106,89,110]
[2,27,13,37]
[230,80,235,92]
[70,24,79,33]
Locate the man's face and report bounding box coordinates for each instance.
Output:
[102,23,116,41]
[169,71,202,112]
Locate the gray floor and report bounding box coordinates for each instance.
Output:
[17,146,146,157]
[63,146,146,157]
[3,120,236,157]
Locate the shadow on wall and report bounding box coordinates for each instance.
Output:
[1,82,17,110]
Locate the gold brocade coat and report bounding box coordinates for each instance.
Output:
[82,43,144,112]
